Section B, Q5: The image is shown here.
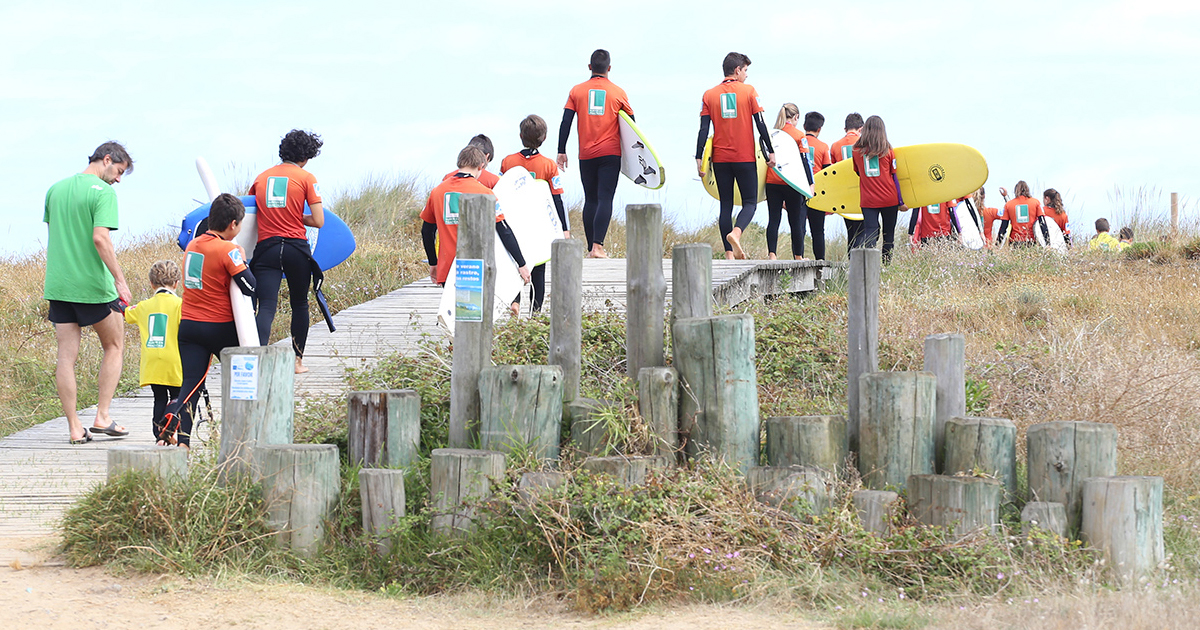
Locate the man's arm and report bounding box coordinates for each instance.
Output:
[495,220,531,284]
[93,226,130,305]
[695,115,712,176]
[556,109,575,169]
[302,202,325,228]
[421,221,438,282]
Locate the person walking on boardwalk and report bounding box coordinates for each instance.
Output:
[44,141,134,444]
[696,51,775,260]
[851,116,906,263]
[247,129,324,374]
[764,103,809,260]
[800,111,831,260]
[557,49,633,259]
[830,113,865,248]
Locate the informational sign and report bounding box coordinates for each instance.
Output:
[229,354,259,401]
[454,258,484,323]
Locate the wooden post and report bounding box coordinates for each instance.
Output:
[1171,192,1179,238]
[449,194,497,449]
[567,397,607,454]
[853,490,900,536]
[581,455,669,487]
[943,416,1017,496]
[430,448,505,535]
[359,468,405,555]
[764,415,848,474]
[218,345,295,478]
[847,248,881,452]
[858,372,936,490]
[107,445,187,482]
[626,204,666,377]
[673,314,759,474]
[258,444,340,557]
[549,238,583,403]
[517,471,567,504]
[671,243,713,324]
[923,333,965,472]
[638,367,679,458]
[347,390,420,469]
[1021,501,1068,538]
[1081,476,1164,586]
[478,365,563,459]
[1027,421,1118,533]
[908,474,1002,538]
[746,466,833,515]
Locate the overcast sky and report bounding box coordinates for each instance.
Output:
[2,0,1196,257]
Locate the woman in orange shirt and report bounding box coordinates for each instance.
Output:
[764,103,808,260]
[972,187,1002,248]
[1043,188,1069,245]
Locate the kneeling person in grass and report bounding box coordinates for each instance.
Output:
[1088,218,1121,252]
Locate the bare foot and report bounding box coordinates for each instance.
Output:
[295,358,309,374]
[588,244,608,258]
[795,255,807,261]
[727,228,746,259]
[767,252,777,261]
[509,302,520,317]
[725,251,736,260]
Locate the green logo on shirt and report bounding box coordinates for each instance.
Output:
[928,204,940,214]
[184,251,204,290]
[1017,204,1030,223]
[443,192,461,225]
[147,313,168,348]
[267,176,289,208]
[865,156,881,177]
[588,89,606,116]
[841,145,853,160]
[720,93,738,119]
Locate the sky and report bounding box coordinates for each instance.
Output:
[2,0,1197,258]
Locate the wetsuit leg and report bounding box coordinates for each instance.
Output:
[764,183,787,255]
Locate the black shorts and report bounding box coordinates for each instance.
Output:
[47,299,122,327]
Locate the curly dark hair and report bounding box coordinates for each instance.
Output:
[279,129,323,164]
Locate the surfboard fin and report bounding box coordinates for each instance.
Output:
[634,175,647,185]
[631,141,645,149]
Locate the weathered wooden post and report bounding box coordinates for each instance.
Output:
[449,194,497,448]
[359,468,405,554]
[1021,501,1068,538]
[1081,476,1164,585]
[1027,421,1118,532]
[218,345,295,478]
[478,365,563,459]
[549,238,584,403]
[581,455,669,487]
[107,445,187,482]
[923,333,965,472]
[673,314,759,474]
[347,390,420,468]
[638,367,679,458]
[258,444,340,557]
[858,372,936,490]
[517,471,567,503]
[746,466,834,515]
[430,448,506,535]
[908,474,1002,538]
[1171,192,1179,238]
[943,416,1017,496]
[764,415,848,474]
[671,243,713,324]
[626,204,666,377]
[853,489,901,536]
[568,397,608,454]
[847,248,881,452]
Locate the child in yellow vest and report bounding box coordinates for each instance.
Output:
[124,260,183,443]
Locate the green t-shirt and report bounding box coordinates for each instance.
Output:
[43,173,120,303]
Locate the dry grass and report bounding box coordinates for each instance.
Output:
[929,587,1200,629]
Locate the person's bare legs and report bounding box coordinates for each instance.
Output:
[295,357,309,374]
[54,323,86,442]
[91,311,126,433]
[727,227,746,259]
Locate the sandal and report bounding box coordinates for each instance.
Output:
[91,420,128,437]
[69,429,93,445]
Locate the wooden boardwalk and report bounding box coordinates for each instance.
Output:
[0,258,834,537]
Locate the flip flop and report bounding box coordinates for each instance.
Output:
[69,429,93,445]
[91,420,128,437]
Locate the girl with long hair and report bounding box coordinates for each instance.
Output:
[851,115,906,262]
[763,103,808,260]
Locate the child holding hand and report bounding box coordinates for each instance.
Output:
[125,260,183,443]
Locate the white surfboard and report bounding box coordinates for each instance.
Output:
[954,200,985,250]
[768,129,814,198]
[437,246,525,336]
[617,111,665,189]
[1035,217,1068,254]
[196,157,261,346]
[492,167,562,266]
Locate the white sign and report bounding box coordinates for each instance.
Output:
[229,354,259,401]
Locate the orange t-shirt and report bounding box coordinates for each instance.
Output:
[916,202,956,239]
[701,79,764,163]
[853,148,901,208]
[563,76,633,160]
[248,163,321,241]
[805,133,832,175]
[1044,206,1069,233]
[1000,196,1044,242]
[419,174,504,284]
[830,130,860,163]
[765,124,808,186]
[499,151,564,195]
[981,205,1001,245]
[443,167,498,189]
[181,232,249,323]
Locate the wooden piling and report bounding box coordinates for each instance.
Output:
[359,468,406,554]
[347,390,420,469]
[218,345,295,478]
[581,455,669,487]
[943,416,1017,496]
[430,448,506,535]
[107,445,187,483]
[847,249,881,452]
[638,367,679,458]
[449,194,497,448]
[567,397,608,455]
[1081,476,1164,585]
[858,372,936,490]
[923,333,965,472]
[626,204,667,377]
[478,365,563,459]
[549,238,584,402]
[908,474,1002,538]
[764,415,848,474]
[1021,501,1068,538]
[1027,421,1118,532]
[853,489,901,536]
[746,465,833,515]
[671,243,714,324]
[258,444,340,557]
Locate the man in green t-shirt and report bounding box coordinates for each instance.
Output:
[44,142,135,444]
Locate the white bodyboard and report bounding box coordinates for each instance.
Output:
[768,129,815,198]
[437,249,524,335]
[617,111,665,189]
[955,200,985,250]
[229,285,260,346]
[493,167,561,266]
[1035,217,1068,254]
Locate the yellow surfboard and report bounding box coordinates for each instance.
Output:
[700,137,767,205]
[808,143,988,218]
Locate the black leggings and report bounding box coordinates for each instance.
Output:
[845,217,864,253]
[163,319,239,446]
[151,384,180,442]
[252,238,312,357]
[579,155,621,248]
[807,204,827,260]
[854,205,901,264]
[765,183,806,258]
[713,161,759,252]
[511,263,546,314]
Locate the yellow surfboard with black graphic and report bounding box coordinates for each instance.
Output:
[700,137,767,205]
[807,143,988,218]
